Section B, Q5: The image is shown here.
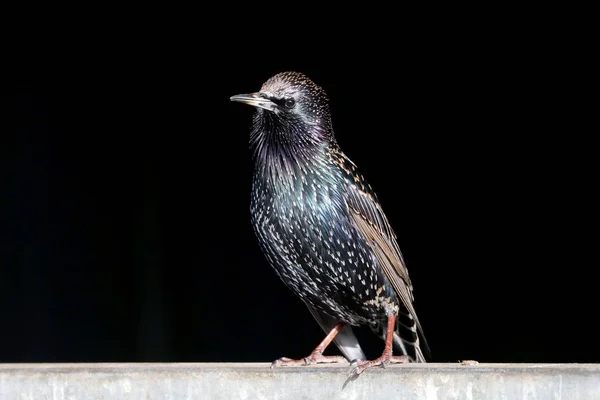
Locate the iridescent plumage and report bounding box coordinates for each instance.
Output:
[231,72,430,373]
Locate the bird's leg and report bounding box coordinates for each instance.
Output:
[351,314,409,375]
[271,321,348,367]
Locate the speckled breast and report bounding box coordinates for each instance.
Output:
[250,166,395,326]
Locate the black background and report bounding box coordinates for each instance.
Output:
[2,14,596,365]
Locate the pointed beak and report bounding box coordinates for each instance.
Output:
[230,92,277,112]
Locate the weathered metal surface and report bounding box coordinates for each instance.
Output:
[1,363,599,399]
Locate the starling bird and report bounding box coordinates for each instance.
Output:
[231,72,430,374]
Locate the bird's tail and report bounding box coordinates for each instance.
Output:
[391,308,430,363]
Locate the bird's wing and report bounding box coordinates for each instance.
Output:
[334,151,430,359]
[305,303,366,362]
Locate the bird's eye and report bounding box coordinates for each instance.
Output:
[284,98,296,109]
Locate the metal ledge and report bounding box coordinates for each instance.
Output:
[1,363,599,399]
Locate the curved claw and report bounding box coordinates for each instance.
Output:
[272,354,347,368]
[270,357,293,368]
[349,355,409,376]
[271,354,346,368]
[271,321,349,369]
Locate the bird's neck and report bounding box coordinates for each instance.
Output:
[251,119,334,190]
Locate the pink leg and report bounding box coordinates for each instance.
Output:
[271,321,348,367]
[351,314,408,375]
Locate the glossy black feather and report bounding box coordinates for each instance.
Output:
[236,72,429,362]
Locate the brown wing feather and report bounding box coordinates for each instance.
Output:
[334,151,427,343]
[346,193,431,356]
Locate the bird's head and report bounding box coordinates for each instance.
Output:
[231,72,334,152]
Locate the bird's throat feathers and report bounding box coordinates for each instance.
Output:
[250,110,333,187]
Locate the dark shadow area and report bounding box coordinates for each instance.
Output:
[2,25,596,365]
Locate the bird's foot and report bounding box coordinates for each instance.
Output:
[271,354,346,368]
[350,354,409,376]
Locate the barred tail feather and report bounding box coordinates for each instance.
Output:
[391,308,430,363]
